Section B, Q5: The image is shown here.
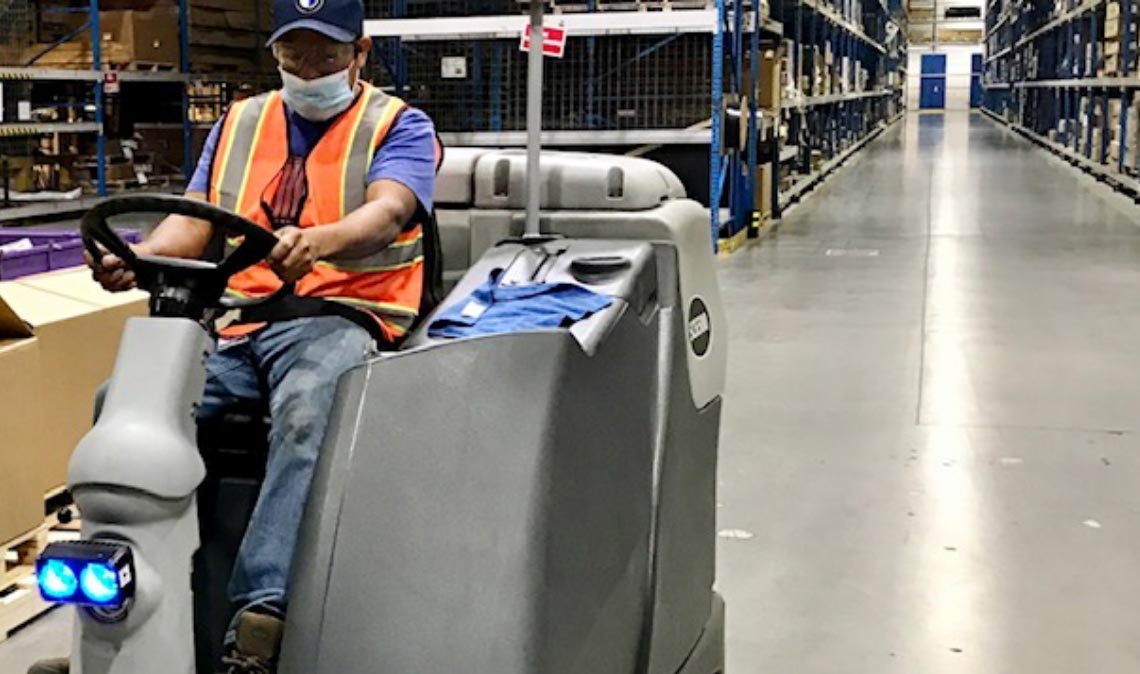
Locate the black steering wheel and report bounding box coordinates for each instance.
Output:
[81,194,290,319]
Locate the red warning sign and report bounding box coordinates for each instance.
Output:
[103,71,120,95]
[520,24,568,58]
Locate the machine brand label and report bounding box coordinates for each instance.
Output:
[688,298,711,357]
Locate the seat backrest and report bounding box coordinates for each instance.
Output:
[434,148,495,290]
[436,147,490,207]
[473,150,687,211]
[412,135,450,325]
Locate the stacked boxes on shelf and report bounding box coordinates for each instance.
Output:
[1102,1,1138,76]
[785,39,872,100]
[30,1,181,68]
[1075,96,1097,155]
[22,0,274,73]
[754,46,781,222]
[1107,93,1140,170]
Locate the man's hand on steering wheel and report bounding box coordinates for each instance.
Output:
[268,227,320,284]
[85,243,143,293]
[88,223,317,293]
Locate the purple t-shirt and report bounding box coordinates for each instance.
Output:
[188,103,438,213]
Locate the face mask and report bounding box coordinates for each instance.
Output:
[280,67,355,122]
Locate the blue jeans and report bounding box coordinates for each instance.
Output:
[196,317,374,614]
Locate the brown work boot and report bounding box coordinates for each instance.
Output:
[27,659,69,674]
[219,611,284,674]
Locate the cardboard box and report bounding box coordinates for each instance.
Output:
[34,2,181,66]
[758,48,782,111]
[1108,1,1121,19]
[754,162,773,218]
[1106,53,1121,74]
[0,271,147,496]
[0,332,45,545]
[1107,17,1121,39]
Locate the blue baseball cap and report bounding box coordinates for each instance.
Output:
[268,0,364,46]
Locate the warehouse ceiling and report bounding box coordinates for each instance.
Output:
[908,0,984,44]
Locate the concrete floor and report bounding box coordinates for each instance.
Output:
[3,112,1140,672]
[717,112,1140,673]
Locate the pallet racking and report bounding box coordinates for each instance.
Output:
[982,0,1140,198]
[0,1,277,223]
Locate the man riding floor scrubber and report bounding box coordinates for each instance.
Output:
[32,1,728,672]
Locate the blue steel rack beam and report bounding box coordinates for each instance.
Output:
[180,0,193,179]
[710,0,725,252]
[91,0,105,197]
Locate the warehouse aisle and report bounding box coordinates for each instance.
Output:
[717,112,1140,673]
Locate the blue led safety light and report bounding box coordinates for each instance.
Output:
[38,560,79,601]
[80,564,122,605]
[36,541,136,611]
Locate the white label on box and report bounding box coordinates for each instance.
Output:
[17,100,31,122]
[441,56,467,80]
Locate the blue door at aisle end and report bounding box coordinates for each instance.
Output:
[920,54,947,110]
[920,79,946,109]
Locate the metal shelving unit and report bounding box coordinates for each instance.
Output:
[367,0,905,250]
[782,88,896,108]
[982,0,1140,182]
[0,1,280,223]
[0,122,101,135]
[0,0,195,219]
[437,128,714,146]
[767,0,906,233]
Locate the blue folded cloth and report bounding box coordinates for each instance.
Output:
[429,270,614,339]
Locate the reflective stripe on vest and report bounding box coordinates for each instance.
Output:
[208,84,424,342]
[319,94,421,274]
[212,96,274,214]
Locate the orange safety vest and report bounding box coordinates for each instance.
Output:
[208,83,423,342]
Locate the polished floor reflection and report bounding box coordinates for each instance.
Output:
[718,112,1140,673]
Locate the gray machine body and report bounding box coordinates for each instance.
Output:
[281,239,722,674]
[280,151,727,674]
[67,318,214,674]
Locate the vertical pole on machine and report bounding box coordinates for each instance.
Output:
[525,0,545,238]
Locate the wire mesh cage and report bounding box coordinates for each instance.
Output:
[0,0,34,58]
[365,0,522,18]
[376,34,713,132]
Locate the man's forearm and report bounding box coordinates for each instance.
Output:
[308,181,418,261]
[308,200,405,260]
[138,191,214,259]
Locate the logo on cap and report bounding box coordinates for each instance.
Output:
[296,0,324,13]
